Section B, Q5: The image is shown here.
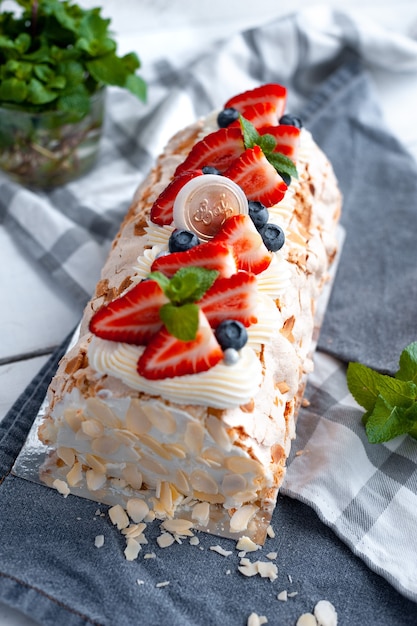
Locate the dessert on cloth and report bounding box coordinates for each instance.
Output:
[2,8,417,625]
[37,83,342,543]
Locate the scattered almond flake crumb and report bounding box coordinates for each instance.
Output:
[238,559,278,582]
[288,574,293,583]
[161,518,194,535]
[296,614,317,626]
[76,517,81,521]
[238,551,246,558]
[288,592,298,598]
[124,537,141,561]
[210,545,233,557]
[94,534,105,549]
[266,552,277,560]
[301,398,310,407]
[157,533,175,548]
[295,450,305,457]
[156,581,170,588]
[247,612,268,626]
[226,569,231,575]
[314,600,338,626]
[277,590,288,602]
[144,552,156,559]
[52,479,70,497]
[136,579,145,586]
[108,504,129,530]
[95,509,101,516]
[236,536,259,553]
[266,525,275,538]
[189,536,200,546]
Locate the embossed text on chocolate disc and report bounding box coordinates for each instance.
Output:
[173,174,248,241]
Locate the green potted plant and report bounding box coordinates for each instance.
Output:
[0,0,146,187]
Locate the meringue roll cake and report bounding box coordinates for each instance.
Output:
[38,84,342,542]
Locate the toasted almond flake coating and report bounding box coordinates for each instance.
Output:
[66,461,83,487]
[86,468,106,491]
[314,600,338,626]
[94,534,105,548]
[52,479,70,497]
[57,447,76,466]
[230,504,259,533]
[108,504,130,530]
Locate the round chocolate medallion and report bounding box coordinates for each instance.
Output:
[173,174,248,241]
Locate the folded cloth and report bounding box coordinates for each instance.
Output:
[2,6,417,623]
[1,340,416,626]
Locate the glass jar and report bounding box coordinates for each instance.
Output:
[0,88,105,188]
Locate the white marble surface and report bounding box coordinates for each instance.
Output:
[1,2,417,624]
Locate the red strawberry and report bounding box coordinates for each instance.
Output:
[137,310,223,379]
[151,241,237,278]
[174,126,244,176]
[224,83,287,120]
[260,125,301,162]
[229,102,279,129]
[212,214,272,274]
[150,170,203,226]
[224,145,287,207]
[89,280,168,344]
[199,271,258,328]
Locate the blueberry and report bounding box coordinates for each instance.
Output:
[217,107,239,128]
[279,113,303,129]
[248,200,269,230]
[215,320,248,351]
[202,166,222,175]
[168,229,200,253]
[260,223,285,252]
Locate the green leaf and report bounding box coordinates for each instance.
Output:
[159,303,199,341]
[396,341,417,384]
[240,115,260,149]
[257,133,276,154]
[0,78,28,103]
[166,267,218,305]
[346,362,381,411]
[124,73,147,102]
[365,396,414,443]
[85,54,128,87]
[56,84,91,118]
[148,272,171,293]
[27,78,57,105]
[267,152,298,179]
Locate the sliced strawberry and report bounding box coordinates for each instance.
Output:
[224,145,287,207]
[224,83,287,120]
[137,310,223,379]
[198,271,258,328]
[260,124,301,162]
[229,102,279,130]
[150,170,203,226]
[174,126,244,176]
[212,214,272,274]
[151,241,237,278]
[89,280,168,345]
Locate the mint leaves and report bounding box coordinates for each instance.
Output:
[149,267,218,342]
[239,115,298,181]
[0,0,146,114]
[347,342,417,443]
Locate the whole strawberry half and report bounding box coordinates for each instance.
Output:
[224,83,287,121]
[174,126,244,176]
[224,145,288,208]
[260,125,301,162]
[150,170,203,226]
[212,214,273,275]
[137,310,223,379]
[198,271,258,328]
[89,280,168,344]
[151,241,237,278]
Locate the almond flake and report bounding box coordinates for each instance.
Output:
[230,504,259,533]
[124,537,141,561]
[157,532,175,548]
[126,498,149,523]
[94,535,105,548]
[209,545,233,557]
[267,525,275,538]
[108,504,129,530]
[266,551,277,560]
[156,581,170,588]
[144,552,156,559]
[288,592,298,598]
[236,536,259,553]
[247,613,268,626]
[191,501,210,526]
[277,590,288,601]
[314,600,338,626]
[52,479,70,497]
[161,518,194,534]
[189,536,200,546]
[296,614,317,626]
[136,579,145,586]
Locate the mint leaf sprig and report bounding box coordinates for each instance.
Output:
[149,267,218,342]
[239,115,298,182]
[347,342,417,443]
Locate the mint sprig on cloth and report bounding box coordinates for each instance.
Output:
[347,341,417,443]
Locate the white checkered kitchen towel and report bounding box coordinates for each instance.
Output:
[2,6,417,602]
